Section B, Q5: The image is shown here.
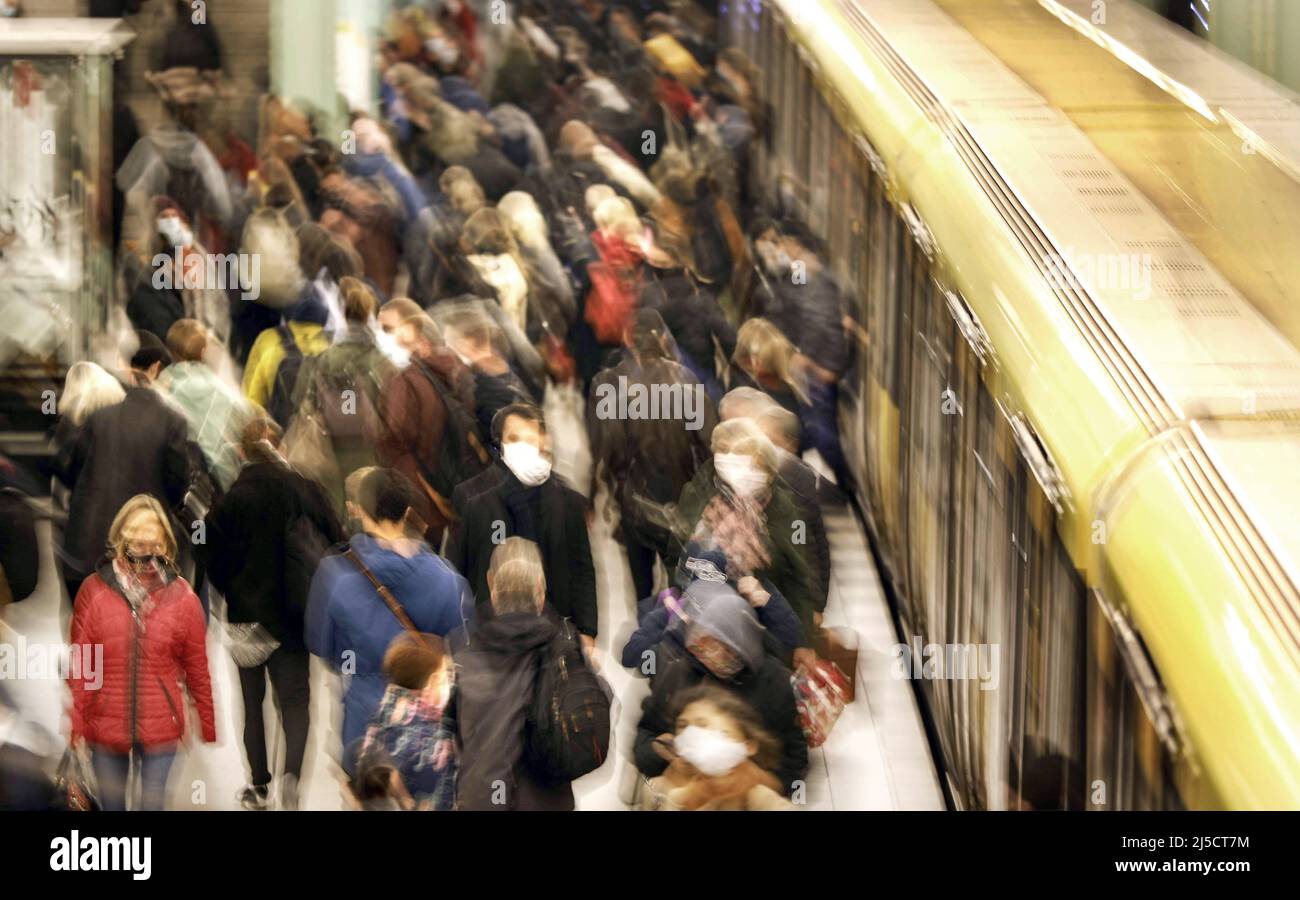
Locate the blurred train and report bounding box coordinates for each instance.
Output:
[727,0,1300,809]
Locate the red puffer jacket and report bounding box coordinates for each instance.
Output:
[67,561,217,753]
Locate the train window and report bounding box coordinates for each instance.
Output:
[809,88,833,239]
[1087,591,1185,810]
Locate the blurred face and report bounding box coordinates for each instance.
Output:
[378,308,404,336]
[501,414,547,455]
[119,511,167,572]
[675,700,746,745]
[687,632,742,680]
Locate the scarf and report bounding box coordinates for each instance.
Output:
[694,483,772,578]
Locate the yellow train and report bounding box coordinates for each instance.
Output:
[724,0,1300,808]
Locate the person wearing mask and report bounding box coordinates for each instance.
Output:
[588,309,715,601]
[157,319,254,493]
[67,495,218,811]
[56,334,190,605]
[719,388,832,614]
[306,468,473,761]
[448,538,573,811]
[376,304,479,547]
[633,584,807,796]
[642,684,794,811]
[671,417,822,650]
[448,403,598,654]
[201,417,344,810]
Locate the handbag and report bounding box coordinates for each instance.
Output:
[224,621,281,668]
[791,659,852,749]
[55,746,100,812]
[283,404,340,486]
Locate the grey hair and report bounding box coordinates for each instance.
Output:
[488,537,546,615]
[717,386,776,424]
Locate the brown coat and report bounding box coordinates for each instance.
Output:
[377,348,476,538]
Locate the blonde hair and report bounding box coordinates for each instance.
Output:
[711,417,779,475]
[107,494,178,564]
[594,196,642,245]
[497,191,549,248]
[165,318,208,363]
[339,276,379,323]
[61,361,125,427]
[734,318,808,405]
[584,184,616,218]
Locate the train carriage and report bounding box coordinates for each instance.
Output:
[726,0,1300,809]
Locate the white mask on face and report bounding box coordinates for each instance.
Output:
[673,725,750,777]
[714,452,770,498]
[157,216,192,249]
[374,324,411,369]
[502,440,552,487]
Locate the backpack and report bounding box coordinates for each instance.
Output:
[526,620,612,784]
[268,325,305,428]
[312,361,380,443]
[409,360,491,512]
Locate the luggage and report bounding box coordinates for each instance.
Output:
[814,626,860,701]
[792,659,852,749]
[526,620,612,784]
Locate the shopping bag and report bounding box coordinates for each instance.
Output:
[54,746,100,812]
[792,660,852,749]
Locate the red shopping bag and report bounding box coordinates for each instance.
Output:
[792,660,852,749]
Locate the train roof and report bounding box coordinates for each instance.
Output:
[772,0,1300,805]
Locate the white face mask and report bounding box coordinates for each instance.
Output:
[714,452,770,498]
[673,725,750,777]
[502,440,552,487]
[375,325,411,369]
[157,216,193,249]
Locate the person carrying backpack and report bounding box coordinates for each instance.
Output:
[449,538,610,811]
[375,306,487,547]
[289,278,395,513]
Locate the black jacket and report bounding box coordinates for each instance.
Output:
[55,388,191,583]
[448,463,598,637]
[778,454,832,611]
[640,268,736,380]
[758,273,849,376]
[633,652,809,796]
[201,460,344,645]
[449,613,574,811]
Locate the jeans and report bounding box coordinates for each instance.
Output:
[91,745,176,811]
[237,644,311,787]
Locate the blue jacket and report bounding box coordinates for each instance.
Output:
[306,534,474,748]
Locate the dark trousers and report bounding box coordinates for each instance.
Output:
[237,644,310,787]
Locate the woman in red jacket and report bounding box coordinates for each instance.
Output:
[67,494,217,811]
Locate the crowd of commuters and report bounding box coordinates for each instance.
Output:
[0,0,857,812]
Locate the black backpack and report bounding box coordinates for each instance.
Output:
[409,359,491,506]
[526,620,612,784]
[268,325,306,428]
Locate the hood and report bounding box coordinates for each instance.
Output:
[474,611,558,656]
[686,583,764,674]
[146,124,204,170]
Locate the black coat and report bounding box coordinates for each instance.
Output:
[448,463,598,638]
[201,461,344,645]
[56,388,191,583]
[448,613,573,811]
[633,653,809,796]
[778,455,832,611]
[0,487,38,603]
[640,268,736,380]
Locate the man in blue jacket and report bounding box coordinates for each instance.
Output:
[306,468,474,761]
